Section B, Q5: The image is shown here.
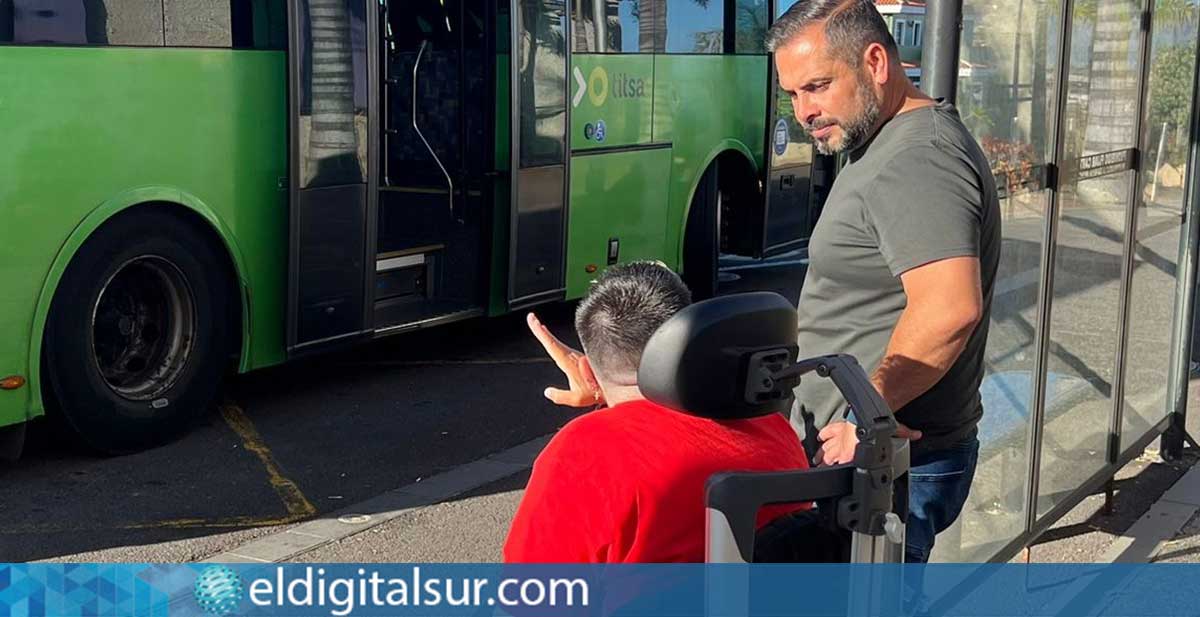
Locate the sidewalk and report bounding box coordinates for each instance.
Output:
[200,381,1200,565]
[1021,373,1200,563]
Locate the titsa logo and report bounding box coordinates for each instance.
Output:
[588,67,609,106]
[573,65,648,108]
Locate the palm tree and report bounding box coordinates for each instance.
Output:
[1071,0,1098,146]
[516,0,568,164]
[636,0,666,51]
[736,0,769,52]
[630,0,725,52]
[1080,0,1138,157]
[305,0,362,185]
[1077,0,1197,158]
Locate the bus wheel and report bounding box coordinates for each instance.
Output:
[683,165,720,300]
[44,209,234,454]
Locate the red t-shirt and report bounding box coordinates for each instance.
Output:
[503,399,811,563]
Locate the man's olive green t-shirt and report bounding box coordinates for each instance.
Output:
[791,101,1001,459]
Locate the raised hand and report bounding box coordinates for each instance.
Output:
[527,313,603,408]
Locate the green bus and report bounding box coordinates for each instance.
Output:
[0,0,825,454]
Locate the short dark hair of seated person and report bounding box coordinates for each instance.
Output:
[503,262,812,563]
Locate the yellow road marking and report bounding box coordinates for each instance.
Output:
[3,401,318,536]
[220,400,317,519]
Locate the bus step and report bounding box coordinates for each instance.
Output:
[375,253,429,301]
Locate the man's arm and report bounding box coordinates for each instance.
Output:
[871,255,983,414]
[815,256,982,466]
[816,142,989,466]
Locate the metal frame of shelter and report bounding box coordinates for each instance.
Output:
[921,0,1200,564]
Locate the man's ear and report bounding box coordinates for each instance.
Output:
[863,42,891,85]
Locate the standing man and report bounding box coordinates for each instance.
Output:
[767,0,1000,563]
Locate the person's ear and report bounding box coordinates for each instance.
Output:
[863,42,891,86]
[578,355,601,393]
[577,356,609,405]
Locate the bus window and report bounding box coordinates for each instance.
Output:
[732,0,766,54]
[572,0,652,53]
[0,0,165,46]
[759,0,817,254]
[516,0,567,168]
[0,0,285,49]
[775,0,802,18]
[164,0,233,47]
[662,0,723,54]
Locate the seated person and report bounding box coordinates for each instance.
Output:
[503,262,811,563]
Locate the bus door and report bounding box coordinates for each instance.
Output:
[507,0,570,310]
[758,0,822,257]
[285,0,376,352]
[374,0,491,331]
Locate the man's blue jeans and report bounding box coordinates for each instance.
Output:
[904,435,980,563]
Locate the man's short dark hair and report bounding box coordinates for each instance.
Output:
[575,261,692,383]
[765,0,898,66]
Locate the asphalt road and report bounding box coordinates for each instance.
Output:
[0,258,804,563]
[1,301,581,562]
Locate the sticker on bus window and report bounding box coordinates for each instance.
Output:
[584,123,596,141]
[595,120,607,143]
[773,118,789,156]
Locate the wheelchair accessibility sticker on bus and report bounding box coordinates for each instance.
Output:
[774,118,789,156]
[583,120,607,143]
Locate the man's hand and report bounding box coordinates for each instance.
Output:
[527,313,604,407]
[894,423,923,441]
[814,420,923,466]
[814,421,858,466]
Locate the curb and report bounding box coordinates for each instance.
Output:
[1101,457,1200,563]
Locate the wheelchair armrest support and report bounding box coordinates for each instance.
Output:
[706,466,854,563]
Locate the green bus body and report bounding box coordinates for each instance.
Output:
[0,17,783,444]
[565,53,767,298]
[1,46,290,428]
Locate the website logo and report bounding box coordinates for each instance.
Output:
[194,565,246,616]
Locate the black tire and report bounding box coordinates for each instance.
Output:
[683,165,720,300]
[43,209,234,454]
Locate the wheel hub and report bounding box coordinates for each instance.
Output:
[91,256,197,401]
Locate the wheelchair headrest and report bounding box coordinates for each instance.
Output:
[638,292,798,420]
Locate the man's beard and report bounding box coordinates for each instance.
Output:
[806,74,882,155]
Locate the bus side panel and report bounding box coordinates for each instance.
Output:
[0,47,287,427]
[569,54,655,151]
[652,55,769,266]
[561,53,660,298]
[565,149,673,298]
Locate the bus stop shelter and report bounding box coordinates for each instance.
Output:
[915,0,1200,562]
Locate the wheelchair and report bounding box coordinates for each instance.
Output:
[637,292,910,564]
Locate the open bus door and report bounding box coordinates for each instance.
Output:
[506,0,570,310]
[373,0,492,332]
[285,0,376,353]
[288,0,500,350]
